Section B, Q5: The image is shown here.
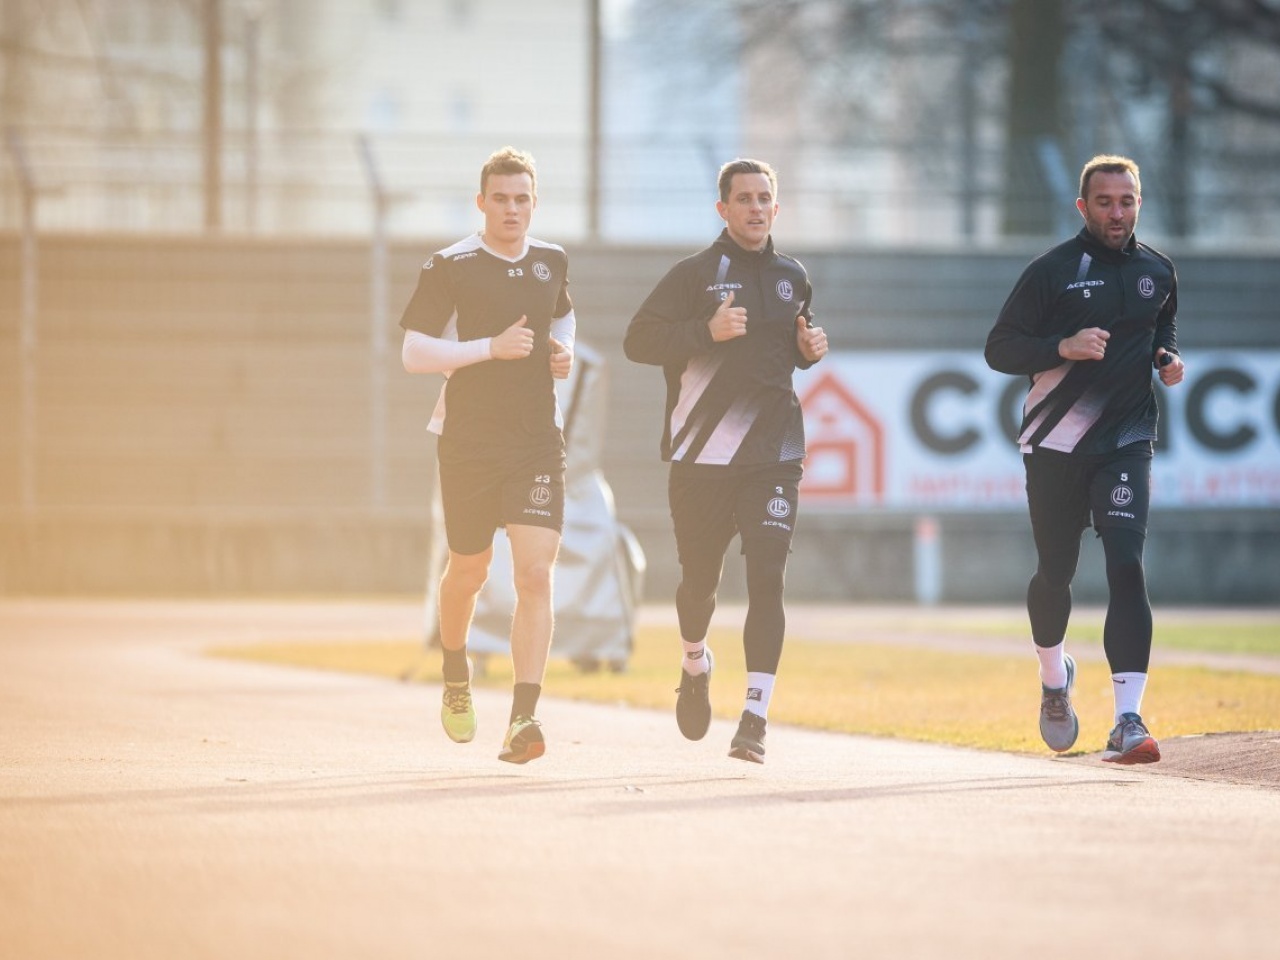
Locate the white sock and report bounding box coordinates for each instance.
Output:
[1112,672,1147,721]
[744,672,775,719]
[1036,641,1068,690]
[682,638,710,676]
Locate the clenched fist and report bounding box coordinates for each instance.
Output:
[549,336,573,379]
[708,290,748,342]
[490,316,535,360]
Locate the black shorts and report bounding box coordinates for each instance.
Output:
[437,448,565,556]
[668,461,803,566]
[1024,443,1152,539]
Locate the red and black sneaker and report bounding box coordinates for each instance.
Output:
[1102,712,1161,765]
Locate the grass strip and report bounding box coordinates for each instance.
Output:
[211,624,1280,755]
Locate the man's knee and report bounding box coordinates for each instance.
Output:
[1102,527,1147,588]
[1030,566,1073,594]
[744,538,789,595]
[512,558,555,600]
[677,548,726,600]
[443,552,491,596]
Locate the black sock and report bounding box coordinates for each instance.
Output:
[441,646,469,684]
[510,682,541,722]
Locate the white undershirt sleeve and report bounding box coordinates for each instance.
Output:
[549,310,576,353]
[401,329,492,374]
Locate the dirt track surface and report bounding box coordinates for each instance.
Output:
[3,599,1280,960]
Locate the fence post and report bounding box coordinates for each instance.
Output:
[5,127,38,514]
[913,514,942,606]
[356,135,390,510]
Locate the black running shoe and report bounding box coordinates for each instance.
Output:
[675,651,713,741]
[728,710,767,764]
[498,716,545,764]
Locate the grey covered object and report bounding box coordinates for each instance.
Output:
[422,341,645,671]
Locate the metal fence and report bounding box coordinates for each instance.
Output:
[5,128,1280,249]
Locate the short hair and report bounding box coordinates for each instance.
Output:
[480,146,537,196]
[1079,154,1141,201]
[718,158,778,203]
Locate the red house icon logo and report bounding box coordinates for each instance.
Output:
[799,372,886,503]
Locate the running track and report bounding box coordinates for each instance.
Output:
[1,600,1277,960]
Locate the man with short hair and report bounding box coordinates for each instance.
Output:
[625,158,829,763]
[400,146,575,764]
[986,154,1185,764]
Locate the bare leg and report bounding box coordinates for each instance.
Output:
[506,525,561,684]
[438,548,492,652]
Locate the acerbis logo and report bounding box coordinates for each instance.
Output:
[776,279,794,302]
[529,485,552,507]
[767,496,791,518]
[705,282,743,292]
[1111,484,1134,507]
[1138,276,1155,298]
[532,261,551,282]
[452,251,478,262]
[423,256,435,270]
[1066,280,1104,290]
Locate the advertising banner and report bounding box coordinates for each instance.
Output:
[795,351,1280,511]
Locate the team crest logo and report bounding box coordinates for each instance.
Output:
[1137,276,1155,298]
[776,279,794,302]
[1111,484,1134,507]
[532,261,552,282]
[529,485,552,507]
[767,497,791,518]
[424,256,434,270]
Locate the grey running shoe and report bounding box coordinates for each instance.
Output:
[1102,712,1161,765]
[675,651,713,741]
[728,710,767,764]
[1039,653,1079,753]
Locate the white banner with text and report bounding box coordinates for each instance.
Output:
[795,350,1280,510]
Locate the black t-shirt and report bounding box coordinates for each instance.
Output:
[985,228,1179,455]
[623,230,816,471]
[400,234,573,459]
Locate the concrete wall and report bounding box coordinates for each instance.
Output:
[1,232,1277,602]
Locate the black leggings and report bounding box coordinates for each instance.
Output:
[675,538,790,675]
[1027,525,1152,673]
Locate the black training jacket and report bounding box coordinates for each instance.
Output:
[624,230,815,469]
[985,227,1178,456]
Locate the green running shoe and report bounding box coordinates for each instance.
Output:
[441,681,476,743]
[498,715,545,764]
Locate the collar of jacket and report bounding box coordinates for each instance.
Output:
[1075,226,1138,264]
[714,228,775,259]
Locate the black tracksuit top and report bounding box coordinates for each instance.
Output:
[985,227,1179,456]
[624,230,816,469]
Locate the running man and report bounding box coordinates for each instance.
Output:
[399,146,575,764]
[624,158,829,763]
[985,154,1185,764]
